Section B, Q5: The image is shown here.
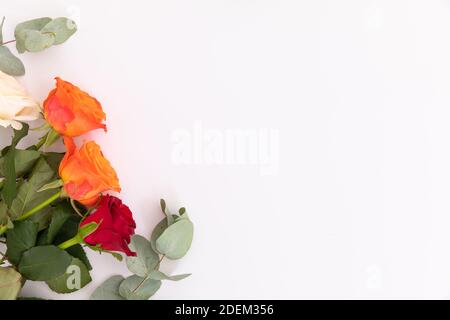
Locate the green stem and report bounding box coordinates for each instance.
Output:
[16,190,62,221]
[34,132,48,150]
[58,235,82,250]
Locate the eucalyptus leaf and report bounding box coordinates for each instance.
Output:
[0,46,25,76]
[156,219,194,260]
[90,275,125,300]
[0,267,22,300]
[118,275,161,300]
[18,245,72,281]
[126,235,160,277]
[22,30,55,52]
[14,17,52,53]
[41,17,77,45]
[46,258,91,294]
[150,215,177,253]
[6,220,39,265]
[148,270,191,281]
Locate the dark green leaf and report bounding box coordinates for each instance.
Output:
[41,203,72,245]
[0,149,41,177]
[46,258,91,293]
[9,158,57,220]
[6,220,38,265]
[18,245,72,281]
[42,152,64,173]
[66,244,92,270]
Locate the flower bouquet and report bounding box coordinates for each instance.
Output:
[0,16,193,300]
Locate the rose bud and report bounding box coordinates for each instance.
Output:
[80,195,136,256]
[59,137,120,206]
[43,77,106,137]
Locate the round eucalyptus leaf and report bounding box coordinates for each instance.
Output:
[0,46,25,76]
[90,275,125,300]
[41,17,77,45]
[23,30,55,52]
[118,275,161,300]
[156,219,194,260]
[14,17,52,53]
[126,235,159,277]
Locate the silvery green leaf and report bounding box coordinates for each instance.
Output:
[118,275,161,300]
[150,215,177,252]
[160,199,173,226]
[0,268,22,300]
[15,17,51,53]
[0,46,25,76]
[41,17,77,45]
[156,219,194,260]
[90,275,125,300]
[126,235,159,277]
[23,30,55,52]
[148,270,191,281]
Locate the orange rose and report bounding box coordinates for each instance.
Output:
[43,77,106,137]
[59,137,120,206]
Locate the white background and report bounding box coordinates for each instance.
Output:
[2,0,450,299]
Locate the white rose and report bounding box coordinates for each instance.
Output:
[0,70,41,130]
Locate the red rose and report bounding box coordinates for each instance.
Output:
[80,195,136,256]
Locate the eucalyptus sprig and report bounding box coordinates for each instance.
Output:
[0,16,77,76]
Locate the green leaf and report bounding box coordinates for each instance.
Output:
[126,235,160,277]
[150,215,177,253]
[22,30,55,52]
[160,199,174,226]
[66,244,92,270]
[40,17,77,45]
[156,219,194,260]
[14,17,52,53]
[37,179,63,192]
[6,220,38,265]
[90,275,125,300]
[9,158,57,220]
[2,124,29,207]
[42,203,72,245]
[18,245,72,281]
[46,258,91,294]
[0,149,41,177]
[53,215,80,245]
[0,46,25,76]
[28,206,53,231]
[0,267,22,300]
[118,275,161,300]
[148,270,191,281]
[42,152,64,173]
